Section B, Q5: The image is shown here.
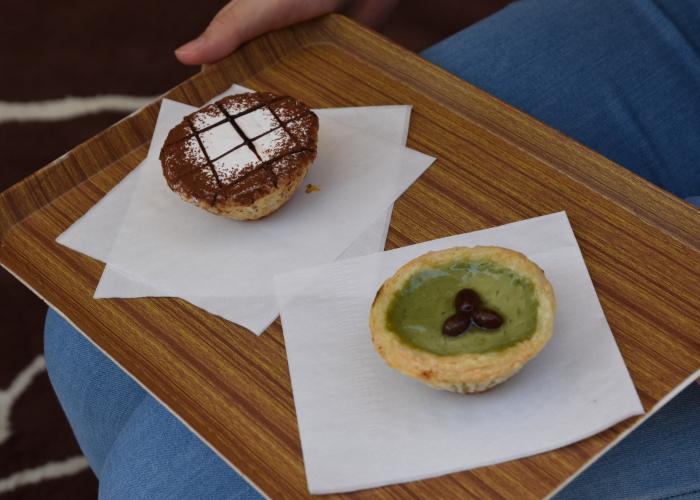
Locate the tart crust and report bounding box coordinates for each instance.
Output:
[370,246,556,394]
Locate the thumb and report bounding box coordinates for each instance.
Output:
[176,0,344,65]
[175,0,243,65]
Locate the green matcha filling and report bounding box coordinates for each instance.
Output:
[386,260,538,356]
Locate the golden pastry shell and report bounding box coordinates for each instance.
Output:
[369,246,556,394]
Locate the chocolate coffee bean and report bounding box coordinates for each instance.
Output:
[473,309,503,329]
[442,312,472,337]
[455,288,480,314]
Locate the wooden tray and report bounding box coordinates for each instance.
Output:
[1,14,699,498]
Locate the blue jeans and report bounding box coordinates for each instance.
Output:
[422,0,700,201]
[45,0,700,498]
[44,311,261,499]
[553,380,700,500]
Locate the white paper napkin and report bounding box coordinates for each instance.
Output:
[58,85,408,265]
[58,85,433,334]
[92,105,412,296]
[273,212,643,494]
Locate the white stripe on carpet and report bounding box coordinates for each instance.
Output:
[0,456,90,494]
[0,355,46,445]
[0,95,158,123]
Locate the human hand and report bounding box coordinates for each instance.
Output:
[175,0,399,65]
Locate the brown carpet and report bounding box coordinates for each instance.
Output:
[0,1,507,497]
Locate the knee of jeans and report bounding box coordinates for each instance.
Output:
[98,398,262,500]
[43,308,114,395]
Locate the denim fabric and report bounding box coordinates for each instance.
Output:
[554,381,700,500]
[98,396,260,499]
[45,310,261,499]
[422,0,700,200]
[44,0,700,496]
[686,196,700,208]
[44,309,146,478]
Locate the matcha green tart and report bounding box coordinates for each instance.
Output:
[370,246,556,394]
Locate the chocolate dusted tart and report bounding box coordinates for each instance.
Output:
[159,92,319,220]
[370,247,556,394]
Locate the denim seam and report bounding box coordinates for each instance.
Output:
[656,487,700,500]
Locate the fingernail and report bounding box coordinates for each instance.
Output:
[176,35,206,54]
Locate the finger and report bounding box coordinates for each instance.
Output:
[176,0,345,65]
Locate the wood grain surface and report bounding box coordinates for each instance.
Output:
[1,15,699,498]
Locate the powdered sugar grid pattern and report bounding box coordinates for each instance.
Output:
[179,96,309,188]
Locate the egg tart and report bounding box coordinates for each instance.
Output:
[370,246,555,393]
